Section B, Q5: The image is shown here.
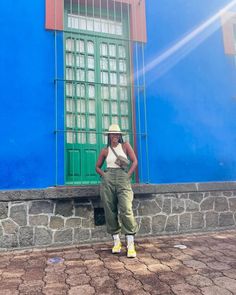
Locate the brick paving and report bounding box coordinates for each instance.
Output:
[0,230,236,295]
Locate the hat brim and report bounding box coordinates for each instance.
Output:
[104,131,126,135]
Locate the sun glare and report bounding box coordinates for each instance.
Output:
[135,0,236,82]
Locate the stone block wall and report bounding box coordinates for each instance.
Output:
[0,199,109,249]
[0,187,236,250]
[134,191,236,235]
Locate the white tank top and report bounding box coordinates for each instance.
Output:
[106,143,128,168]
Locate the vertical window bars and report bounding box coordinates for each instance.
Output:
[54,0,149,185]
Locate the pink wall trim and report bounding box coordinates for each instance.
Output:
[45,0,147,43]
[221,11,236,55]
[45,0,64,31]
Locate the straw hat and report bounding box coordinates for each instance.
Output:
[105,124,125,135]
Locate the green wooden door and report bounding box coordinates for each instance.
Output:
[65,16,132,184]
[65,35,100,184]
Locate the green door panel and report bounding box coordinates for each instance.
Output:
[67,149,81,180]
[83,148,98,177]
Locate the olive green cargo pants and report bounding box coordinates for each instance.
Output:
[100,168,138,235]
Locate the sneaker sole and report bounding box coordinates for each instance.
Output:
[112,250,121,254]
[127,253,136,258]
[112,247,122,254]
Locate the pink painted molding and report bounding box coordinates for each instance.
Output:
[45,0,146,43]
[221,11,236,55]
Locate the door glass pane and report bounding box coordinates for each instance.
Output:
[76,69,85,81]
[94,20,101,32]
[101,21,109,33]
[120,87,128,100]
[125,134,130,142]
[77,115,86,128]
[76,40,84,53]
[76,99,86,113]
[67,131,75,144]
[87,19,93,31]
[101,72,109,84]
[76,84,85,97]
[100,58,108,70]
[110,87,117,100]
[120,74,127,85]
[88,115,96,128]
[109,44,116,57]
[66,99,75,112]
[101,86,109,99]
[66,68,74,80]
[69,14,126,35]
[100,43,108,56]
[70,16,78,29]
[118,45,126,58]
[66,114,75,128]
[119,60,126,72]
[109,23,116,34]
[103,116,110,129]
[77,132,86,144]
[87,41,94,54]
[103,101,109,114]
[120,102,128,115]
[88,70,95,82]
[66,53,74,66]
[88,85,95,98]
[88,100,95,113]
[111,102,118,114]
[121,117,129,129]
[110,73,117,85]
[66,38,74,51]
[113,116,119,124]
[110,59,116,71]
[88,56,94,69]
[79,18,86,30]
[76,55,85,67]
[66,83,73,96]
[116,24,122,35]
[89,133,96,144]
[102,134,106,144]
[68,16,72,28]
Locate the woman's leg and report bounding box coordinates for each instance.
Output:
[116,170,138,257]
[100,172,121,235]
[116,170,138,235]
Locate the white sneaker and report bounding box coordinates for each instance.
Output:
[112,241,122,254]
[127,242,136,258]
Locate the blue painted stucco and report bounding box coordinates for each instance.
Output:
[0,0,236,189]
[141,0,236,183]
[0,0,64,189]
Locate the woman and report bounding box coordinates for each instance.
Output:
[95,124,138,258]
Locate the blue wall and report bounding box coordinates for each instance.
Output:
[143,0,236,183]
[1,0,236,189]
[0,0,64,189]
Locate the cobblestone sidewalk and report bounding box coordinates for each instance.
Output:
[0,230,236,295]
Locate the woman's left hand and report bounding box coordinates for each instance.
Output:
[127,172,132,179]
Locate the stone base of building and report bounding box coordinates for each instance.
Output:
[0,182,236,250]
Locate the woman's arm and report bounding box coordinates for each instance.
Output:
[123,142,138,178]
[95,148,108,177]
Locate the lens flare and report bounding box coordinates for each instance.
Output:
[135,0,236,83]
